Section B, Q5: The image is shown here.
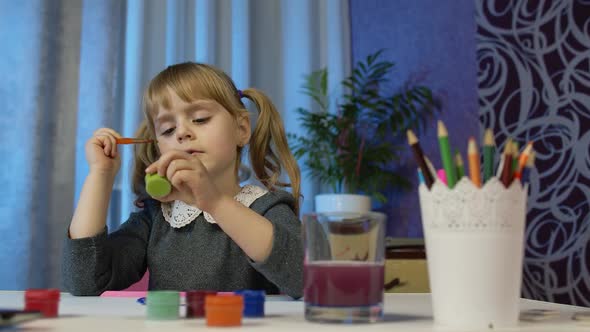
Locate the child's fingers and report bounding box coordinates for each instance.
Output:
[100,128,122,156]
[94,135,112,156]
[188,153,206,167]
[94,127,122,141]
[97,135,116,157]
[155,151,190,176]
[101,128,122,139]
[144,154,168,174]
[92,136,111,156]
[93,128,118,157]
[166,159,194,182]
[145,162,157,174]
[169,169,192,192]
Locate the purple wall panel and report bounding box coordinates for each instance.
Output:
[349,0,480,237]
[350,0,590,307]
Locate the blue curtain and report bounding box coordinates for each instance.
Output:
[0,0,351,289]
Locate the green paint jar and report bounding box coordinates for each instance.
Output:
[146,291,179,320]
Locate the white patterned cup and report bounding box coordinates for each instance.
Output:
[418,177,527,329]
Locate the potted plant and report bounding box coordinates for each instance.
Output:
[288,50,441,213]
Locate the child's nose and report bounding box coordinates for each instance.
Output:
[177,133,192,142]
[175,125,194,142]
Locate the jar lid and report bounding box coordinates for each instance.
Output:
[147,291,180,305]
[205,294,243,306]
[205,294,243,326]
[186,290,216,302]
[234,289,265,301]
[25,289,60,301]
[144,173,171,198]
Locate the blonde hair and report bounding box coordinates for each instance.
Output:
[131,62,301,214]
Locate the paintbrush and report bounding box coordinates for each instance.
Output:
[115,138,155,145]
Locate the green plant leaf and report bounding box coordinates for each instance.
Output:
[288,50,442,201]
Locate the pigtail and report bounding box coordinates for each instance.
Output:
[242,88,301,215]
[131,119,160,207]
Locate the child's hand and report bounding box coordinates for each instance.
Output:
[145,150,223,212]
[85,128,122,177]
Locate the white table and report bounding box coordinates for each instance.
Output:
[1,291,588,331]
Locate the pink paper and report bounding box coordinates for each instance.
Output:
[100,291,147,298]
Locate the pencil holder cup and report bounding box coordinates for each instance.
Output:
[418,177,527,329]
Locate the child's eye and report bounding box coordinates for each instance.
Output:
[193,117,210,124]
[161,128,175,136]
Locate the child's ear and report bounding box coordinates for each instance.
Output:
[237,113,251,147]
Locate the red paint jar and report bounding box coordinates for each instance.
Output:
[185,290,216,318]
[24,289,60,318]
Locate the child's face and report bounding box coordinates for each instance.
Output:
[153,89,249,179]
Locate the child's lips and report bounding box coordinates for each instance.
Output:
[186,149,204,155]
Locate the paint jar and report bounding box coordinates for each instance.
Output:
[205,294,243,326]
[234,290,265,318]
[24,289,60,318]
[146,291,179,320]
[185,290,216,318]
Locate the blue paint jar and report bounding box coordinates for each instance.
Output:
[234,290,265,318]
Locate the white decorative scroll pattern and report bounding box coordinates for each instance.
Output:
[476,0,590,306]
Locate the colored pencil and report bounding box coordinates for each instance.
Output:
[511,141,519,172]
[521,150,536,183]
[468,137,481,187]
[496,155,505,178]
[425,157,437,180]
[407,130,435,189]
[499,139,514,188]
[417,168,425,185]
[483,129,495,183]
[514,142,534,179]
[437,121,457,188]
[455,150,465,179]
[437,169,448,186]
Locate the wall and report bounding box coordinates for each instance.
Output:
[350,0,590,306]
[349,0,480,237]
[476,0,590,306]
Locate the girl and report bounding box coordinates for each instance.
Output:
[63,62,303,298]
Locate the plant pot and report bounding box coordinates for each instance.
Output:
[314,194,371,214]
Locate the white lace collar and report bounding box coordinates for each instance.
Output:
[161,185,269,228]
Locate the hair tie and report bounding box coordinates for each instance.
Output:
[237,90,244,99]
